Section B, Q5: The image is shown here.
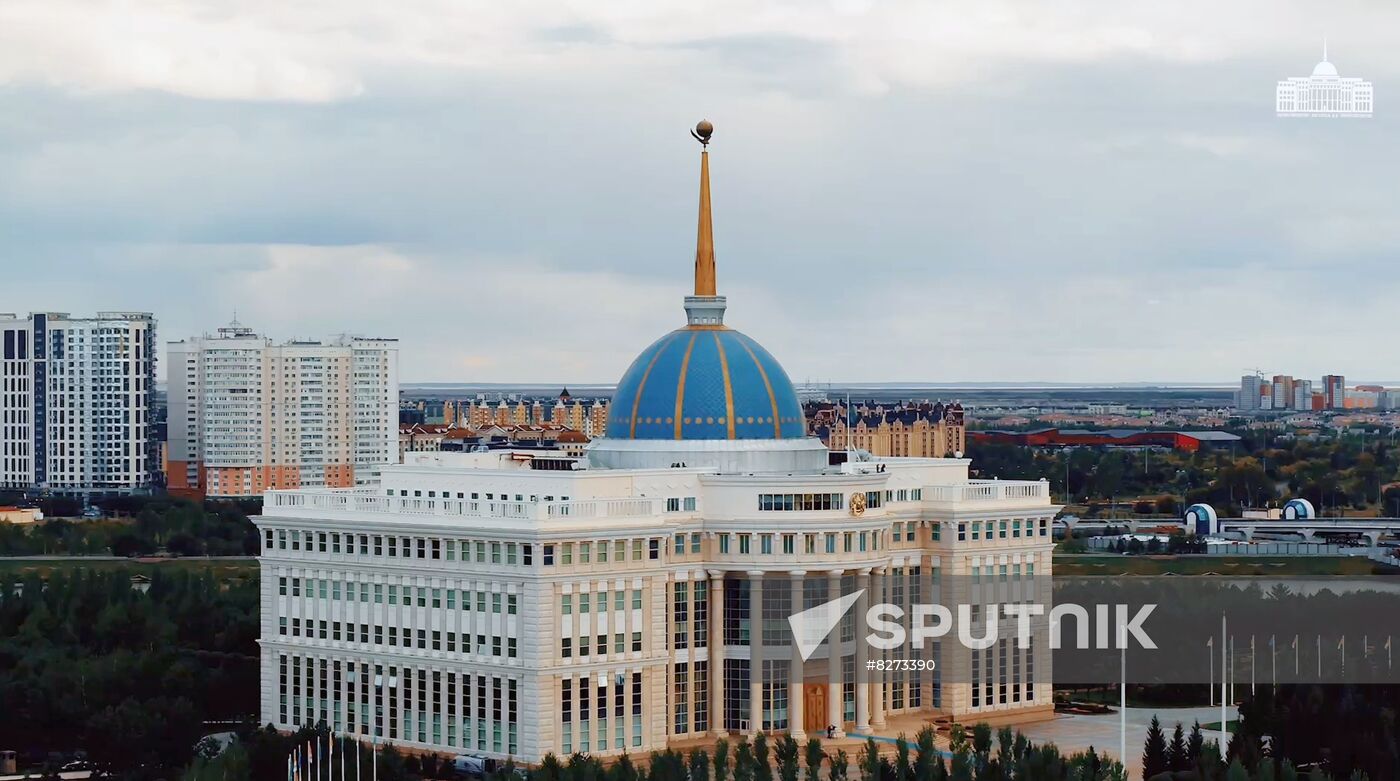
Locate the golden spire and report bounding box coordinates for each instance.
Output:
[692,120,716,296]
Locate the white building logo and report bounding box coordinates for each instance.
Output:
[1277,41,1373,118]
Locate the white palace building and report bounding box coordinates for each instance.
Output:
[254,122,1059,762]
[1276,42,1374,118]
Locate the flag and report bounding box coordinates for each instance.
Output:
[1269,634,1276,649]
[1291,635,1298,649]
[1207,637,1213,649]
[1338,636,1346,650]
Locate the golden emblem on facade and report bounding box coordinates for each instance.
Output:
[849,492,866,516]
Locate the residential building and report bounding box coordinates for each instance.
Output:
[1270,376,1294,410]
[1292,380,1313,412]
[0,311,157,495]
[810,401,966,458]
[254,132,1056,761]
[167,322,398,498]
[1237,375,1264,411]
[1323,375,1346,410]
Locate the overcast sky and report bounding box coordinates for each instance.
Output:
[2,1,1396,385]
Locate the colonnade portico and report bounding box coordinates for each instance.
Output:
[700,566,896,739]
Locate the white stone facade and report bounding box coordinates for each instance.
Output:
[254,450,1057,761]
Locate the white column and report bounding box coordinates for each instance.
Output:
[789,570,807,740]
[921,555,935,709]
[871,566,887,729]
[708,570,726,736]
[854,568,872,735]
[826,569,845,738]
[748,570,764,734]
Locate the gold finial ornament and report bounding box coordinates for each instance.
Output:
[691,119,714,146]
[693,119,717,296]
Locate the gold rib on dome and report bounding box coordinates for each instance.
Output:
[672,332,699,439]
[713,332,737,440]
[734,335,783,439]
[693,120,716,297]
[626,334,671,438]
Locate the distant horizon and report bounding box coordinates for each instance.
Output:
[396,380,1400,391]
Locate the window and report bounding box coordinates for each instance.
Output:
[666,497,681,512]
[543,545,555,566]
[648,538,659,560]
[719,534,730,554]
[757,493,842,511]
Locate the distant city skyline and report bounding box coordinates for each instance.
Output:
[4,3,1398,383]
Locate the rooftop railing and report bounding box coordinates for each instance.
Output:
[923,479,1051,505]
[264,488,663,521]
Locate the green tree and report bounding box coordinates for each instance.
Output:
[734,738,755,781]
[804,738,825,781]
[913,727,938,781]
[690,749,712,781]
[610,755,638,781]
[830,750,849,781]
[715,740,731,781]
[1165,722,1187,773]
[1142,715,1168,779]
[775,736,800,781]
[859,739,880,781]
[894,735,911,781]
[754,733,773,781]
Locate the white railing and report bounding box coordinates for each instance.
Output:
[264,489,661,521]
[923,480,1050,504]
[545,498,660,519]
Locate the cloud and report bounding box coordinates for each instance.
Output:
[2,1,1398,384]
[4,1,1397,102]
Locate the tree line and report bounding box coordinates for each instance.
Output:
[0,567,259,777]
[0,496,260,557]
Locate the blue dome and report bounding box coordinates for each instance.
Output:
[607,327,805,440]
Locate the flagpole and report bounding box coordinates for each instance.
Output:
[1220,612,1227,749]
[1317,635,1322,679]
[1119,621,1126,771]
[1250,635,1256,696]
[1207,636,1214,706]
[1271,635,1277,690]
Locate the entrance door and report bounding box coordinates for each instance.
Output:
[803,684,826,734]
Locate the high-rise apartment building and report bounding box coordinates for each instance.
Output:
[1237,375,1264,411]
[1323,375,1346,410]
[1271,375,1294,410]
[168,323,398,498]
[0,311,157,495]
[1292,379,1314,411]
